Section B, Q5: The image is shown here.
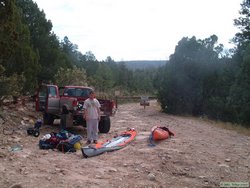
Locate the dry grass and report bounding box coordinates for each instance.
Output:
[123,100,250,137]
[181,113,250,136]
[199,117,250,136]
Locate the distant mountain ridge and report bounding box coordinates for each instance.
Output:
[118,60,167,70]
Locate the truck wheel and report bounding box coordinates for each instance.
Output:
[43,113,54,125]
[99,116,110,133]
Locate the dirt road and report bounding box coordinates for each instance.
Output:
[0,100,250,188]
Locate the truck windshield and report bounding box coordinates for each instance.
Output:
[63,88,91,98]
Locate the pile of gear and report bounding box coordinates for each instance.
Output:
[39,130,82,153]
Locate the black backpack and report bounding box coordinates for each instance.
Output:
[57,141,76,153]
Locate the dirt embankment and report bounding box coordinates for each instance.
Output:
[0,100,250,188]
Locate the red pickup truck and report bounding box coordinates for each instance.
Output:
[35,84,115,133]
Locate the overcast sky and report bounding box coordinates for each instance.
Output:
[33,0,242,61]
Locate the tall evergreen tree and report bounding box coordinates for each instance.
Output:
[0,0,18,65]
[227,0,250,125]
[16,0,72,84]
[0,0,39,93]
[234,0,250,45]
[156,36,223,115]
[91,63,114,92]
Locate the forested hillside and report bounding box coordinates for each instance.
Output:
[0,0,250,127]
[119,60,167,70]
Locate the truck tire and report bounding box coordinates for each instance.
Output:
[43,113,54,125]
[99,116,110,133]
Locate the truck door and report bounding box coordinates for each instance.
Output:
[35,85,47,112]
[36,85,60,114]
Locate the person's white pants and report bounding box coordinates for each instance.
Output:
[86,119,98,141]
